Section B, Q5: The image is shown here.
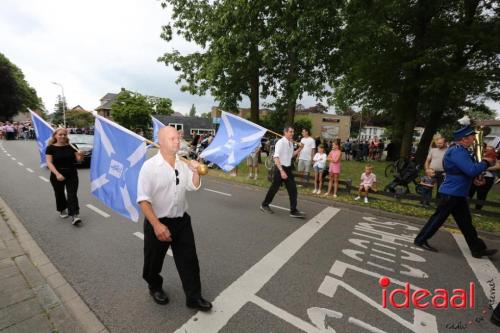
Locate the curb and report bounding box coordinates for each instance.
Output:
[0,196,109,333]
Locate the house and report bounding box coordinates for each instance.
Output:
[360,126,425,143]
[153,114,214,138]
[95,93,118,118]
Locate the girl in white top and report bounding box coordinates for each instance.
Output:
[312,145,327,194]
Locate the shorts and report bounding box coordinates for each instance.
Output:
[297,159,312,173]
[313,165,324,172]
[247,154,258,167]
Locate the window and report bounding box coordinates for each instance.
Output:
[168,123,183,131]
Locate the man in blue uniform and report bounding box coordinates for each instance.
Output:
[414,124,499,258]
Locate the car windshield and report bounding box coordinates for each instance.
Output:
[69,134,93,145]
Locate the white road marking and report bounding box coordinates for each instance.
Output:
[133,232,173,257]
[175,207,340,333]
[11,157,16,161]
[38,176,49,182]
[6,153,11,157]
[452,233,499,308]
[269,204,289,211]
[371,248,396,257]
[17,162,24,166]
[204,188,232,197]
[26,168,34,173]
[86,204,110,218]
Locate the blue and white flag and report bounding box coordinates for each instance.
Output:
[29,109,54,168]
[151,115,166,145]
[200,111,267,172]
[90,116,147,222]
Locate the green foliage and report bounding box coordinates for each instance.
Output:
[189,104,197,117]
[152,97,174,115]
[65,110,94,128]
[111,89,153,131]
[0,53,41,121]
[200,112,211,118]
[51,95,67,126]
[294,117,312,135]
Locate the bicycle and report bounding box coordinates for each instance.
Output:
[384,158,408,178]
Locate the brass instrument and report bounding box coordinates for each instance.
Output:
[473,125,491,162]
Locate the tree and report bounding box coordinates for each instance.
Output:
[152,97,174,115]
[189,104,197,117]
[294,117,312,136]
[111,89,153,131]
[51,95,67,126]
[65,110,94,128]
[0,53,41,121]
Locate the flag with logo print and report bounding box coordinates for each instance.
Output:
[200,111,267,172]
[29,109,54,168]
[90,116,147,222]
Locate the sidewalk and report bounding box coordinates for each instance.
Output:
[0,197,108,333]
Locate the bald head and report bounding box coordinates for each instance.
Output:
[158,126,180,155]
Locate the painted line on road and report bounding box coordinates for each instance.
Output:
[6,153,11,157]
[133,232,173,257]
[11,157,16,161]
[38,176,49,182]
[175,206,340,333]
[86,204,110,218]
[269,204,289,211]
[26,168,34,173]
[452,233,499,308]
[204,188,232,197]
[17,162,24,166]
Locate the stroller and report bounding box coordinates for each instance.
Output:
[384,157,421,198]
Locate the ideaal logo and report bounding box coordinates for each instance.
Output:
[379,276,475,309]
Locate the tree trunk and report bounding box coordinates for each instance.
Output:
[249,44,260,124]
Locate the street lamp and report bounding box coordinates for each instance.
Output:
[51,82,66,127]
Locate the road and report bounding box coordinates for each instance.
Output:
[0,140,499,332]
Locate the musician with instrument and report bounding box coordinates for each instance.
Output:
[137,126,212,311]
[414,117,499,258]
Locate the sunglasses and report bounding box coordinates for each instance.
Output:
[175,169,179,185]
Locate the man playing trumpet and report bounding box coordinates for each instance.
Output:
[414,117,499,258]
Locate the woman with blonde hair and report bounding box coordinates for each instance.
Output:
[46,128,84,225]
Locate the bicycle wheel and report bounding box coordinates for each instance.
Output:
[385,163,397,178]
[265,148,275,170]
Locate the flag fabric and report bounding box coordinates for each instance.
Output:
[29,109,54,168]
[200,111,267,172]
[151,115,166,144]
[90,115,147,222]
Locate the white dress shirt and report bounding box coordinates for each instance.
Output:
[273,137,294,167]
[137,152,201,218]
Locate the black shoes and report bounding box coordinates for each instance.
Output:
[149,289,169,305]
[471,248,498,259]
[186,297,212,311]
[491,303,500,327]
[290,210,305,218]
[260,205,274,214]
[414,240,439,252]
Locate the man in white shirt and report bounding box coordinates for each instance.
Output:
[261,125,305,218]
[296,128,316,183]
[425,138,448,196]
[137,126,212,311]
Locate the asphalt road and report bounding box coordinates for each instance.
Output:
[1,140,499,333]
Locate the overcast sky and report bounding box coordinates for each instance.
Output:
[1,0,498,117]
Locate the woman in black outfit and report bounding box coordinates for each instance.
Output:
[45,128,84,225]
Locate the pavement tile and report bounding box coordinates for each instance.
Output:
[14,255,44,288]
[0,280,35,310]
[4,239,24,258]
[0,298,44,330]
[55,283,78,303]
[0,265,18,280]
[48,305,85,333]
[1,313,53,333]
[0,223,14,242]
[33,284,61,311]
[0,258,14,270]
[46,272,66,289]
[78,311,105,333]
[37,262,57,278]
[29,253,50,267]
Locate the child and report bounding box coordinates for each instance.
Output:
[325,141,342,197]
[312,145,327,194]
[247,146,260,180]
[420,168,436,207]
[355,165,377,203]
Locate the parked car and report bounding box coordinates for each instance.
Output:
[68,134,93,167]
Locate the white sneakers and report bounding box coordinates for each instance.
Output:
[364,197,369,204]
[71,215,82,225]
[354,196,369,203]
[59,209,69,218]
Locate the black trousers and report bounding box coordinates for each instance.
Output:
[469,177,494,210]
[433,172,445,198]
[50,170,79,216]
[143,213,201,301]
[262,166,298,212]
[414,195,486,253]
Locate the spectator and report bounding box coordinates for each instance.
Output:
[469,146,497,210]
[247,145,260,180]
[424,137,448,197]
[325,141,342,198]
[420,168,436,207]
[312,145,327,195]
[343,139,352,160]
[355,164,377,203]
[296,128,316,184]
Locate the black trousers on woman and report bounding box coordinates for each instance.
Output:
[468,177,494,210]
[143,214,202,301]
[49,170,79,216]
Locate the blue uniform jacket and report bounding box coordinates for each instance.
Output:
[439,144,488,197]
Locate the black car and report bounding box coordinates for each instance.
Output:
[68,134,93,167]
